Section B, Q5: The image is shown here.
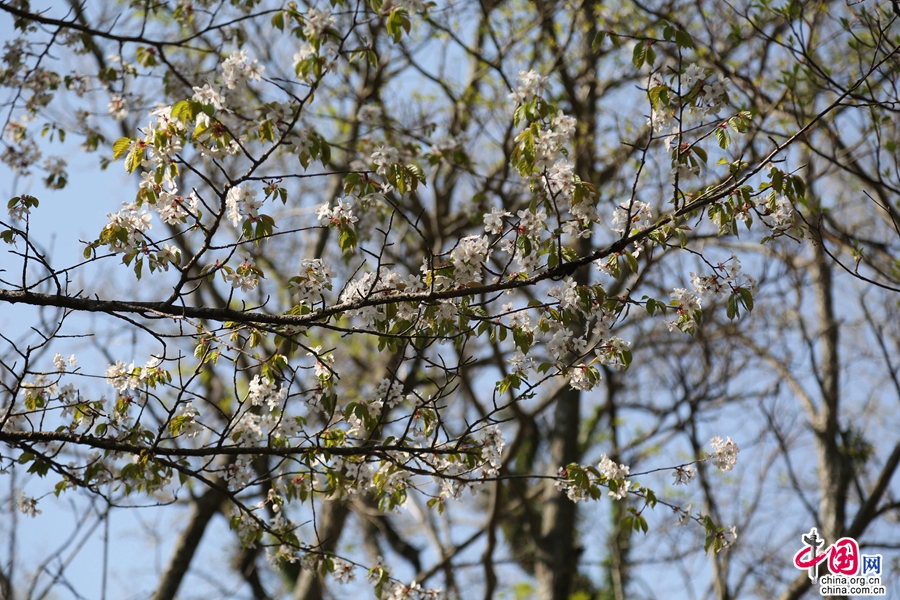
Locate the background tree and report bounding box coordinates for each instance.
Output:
[1,0,899,599]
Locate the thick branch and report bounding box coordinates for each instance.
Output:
[0,429,477,459]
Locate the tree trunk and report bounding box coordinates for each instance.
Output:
[292,500,350,600]
[535,386,581,600]
[152,486,226,600]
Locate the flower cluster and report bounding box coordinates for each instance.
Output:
[21,374,58,403]
[566,364,600,391]
[150,244,181,272]
[16,493,41,517]
[358,104,382,125]
[556,454,632,503]
[667,255,757,333]
[365,558,444,600]
[509,69,550,103]
[224,255,261,292]
[496,209,547,274]
[482,207,510,235]
[691,255,756,297]
[598,453,631,500]
[709,436,740,471]
[594,337,631,371]
[192,82,226,111]
[479,426,505,477]
[428,134,466,160]
[548,277,581,312]
[667,288,703,334]
[93,103,212,267]
[316,197,359,226]
[105,357,166,394]
[54,353,77,372]
[374,378,406,409]
[107,92,129,120]
[226,185,263,228]
[288,258,335,306]
[331,559,356,584]
[648,64,731,132]
[102,203,153,254]
[293,40,339,82]
[303,8,335,39]
[143,105,185,162]
[176,402,202,438]
[610,200,652,235]
[1,136,41,176]
[675,504,693,526]
[716,526,739,552]
[756,194,794,230]
[221,49,266,90]
[42,156,67,188]
[672,465,696,485]
[449,235,490,285]
[688,72,731,117]
[339,269,425,329]
[371,145,400,176]
[531,114,576,170]
[248,375,288,412]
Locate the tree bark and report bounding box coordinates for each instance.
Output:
[152,486,227,600]
[292,500,350,600]
[535,386,581,600]
[810,225,851,546]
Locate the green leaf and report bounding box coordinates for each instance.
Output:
[339,227,357,251]
[591,30,606,51]
[28,458,51,477]
[715,127,730,149]
[772,169,784,193]
[407,163,426,184]
[792,175,806,198]
[124,148,142,174]
[606,255,620,279]
[169,414,187,437]
[648,86,670,110]
[171,100,190,121]
[675,30,694,48]
[632,42,647,69]
[272,10,285,30]
[739,288,754,311]
[625,251,639,273]
[386,8,410,43]
[112,137,132,161]
[634,515,645,532]
[693,146,708,164]
[513,105,526,127]
[726,294,738,319]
